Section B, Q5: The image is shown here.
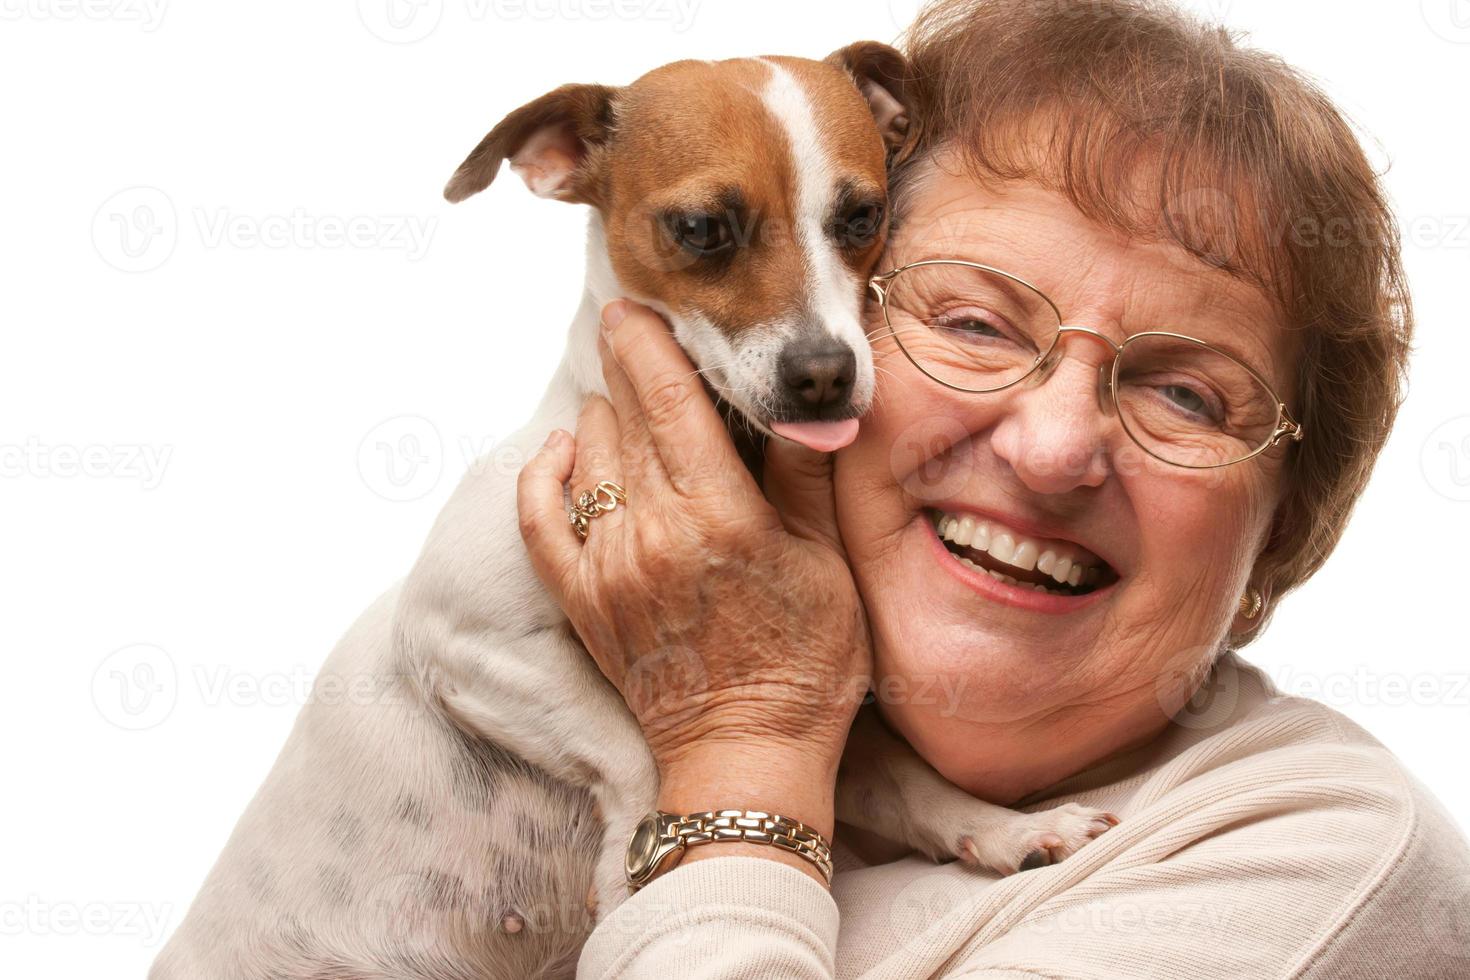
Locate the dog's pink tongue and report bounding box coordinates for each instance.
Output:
[770,419,860,453]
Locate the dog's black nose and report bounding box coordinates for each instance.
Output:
[779,338,856,410]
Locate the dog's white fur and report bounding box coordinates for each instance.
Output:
[153,58,1112,980]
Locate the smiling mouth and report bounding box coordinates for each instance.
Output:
[927,509,1118,597]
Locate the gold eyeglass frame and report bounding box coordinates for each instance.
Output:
[868,259,1305,470]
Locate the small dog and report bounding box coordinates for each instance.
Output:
[154,48,1113,980]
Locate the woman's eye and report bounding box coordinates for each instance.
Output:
[1159,385,1206,414]
[1153,382,1224,424]
[932,310,1019,344]
[833,202,884,249]
[671,213,734,257]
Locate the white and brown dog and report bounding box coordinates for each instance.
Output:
[154,48,1114,979]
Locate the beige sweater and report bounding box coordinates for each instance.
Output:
[579,654,1470,978]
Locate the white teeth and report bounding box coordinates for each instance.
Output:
[956,555,1071,596]
[1053,557,1073,585]
[971,521,990,551]
[953,515,976,548]
[934,509,1107,589]
[989,532,1016,564]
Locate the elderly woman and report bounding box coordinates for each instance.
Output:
[519,0,1469,975]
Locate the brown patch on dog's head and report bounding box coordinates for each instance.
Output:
[601,59,811,332]
[444,47,916,435]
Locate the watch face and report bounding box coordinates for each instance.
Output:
[626,813,660,878]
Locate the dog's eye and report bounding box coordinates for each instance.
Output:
[670,213,735,258]
[833,202,885,249]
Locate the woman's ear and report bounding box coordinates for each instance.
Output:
[444,83,619,205]
[1229,491,1297,640]
[825,41,919,164]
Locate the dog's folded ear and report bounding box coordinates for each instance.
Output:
[444,83,619,205]
[826,41,919,166]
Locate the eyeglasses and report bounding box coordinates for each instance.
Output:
[868,259,1304,470]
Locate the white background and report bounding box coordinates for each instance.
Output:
[2,0,1467,975]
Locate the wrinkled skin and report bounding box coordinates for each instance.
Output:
[836,166,1296,805]
[519,165,1299,859]
[518,304,870,786]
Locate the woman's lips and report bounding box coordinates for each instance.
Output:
[930,509,1111,591]
[921,513,1117,613]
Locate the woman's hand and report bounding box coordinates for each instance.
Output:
[517,300,870,864]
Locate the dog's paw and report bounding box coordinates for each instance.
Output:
[954,803,1118,876]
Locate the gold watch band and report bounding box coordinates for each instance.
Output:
[667,809,834,883]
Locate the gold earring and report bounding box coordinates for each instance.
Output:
[1238,587,1263,621]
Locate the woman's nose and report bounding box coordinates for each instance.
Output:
[988,338,1113,494]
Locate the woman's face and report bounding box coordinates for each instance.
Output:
[836,165,1296,802]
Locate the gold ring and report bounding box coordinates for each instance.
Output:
[569,480,627,540]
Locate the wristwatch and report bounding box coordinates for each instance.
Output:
[624,809,835,890]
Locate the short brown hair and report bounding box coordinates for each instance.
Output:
[892,0,1413,630]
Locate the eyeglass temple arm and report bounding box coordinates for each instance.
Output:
[868,273,898,302]
[1272,410,1305,445]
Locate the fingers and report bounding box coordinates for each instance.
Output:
[763,435,843,551]
[597,327,663,488]
[516,428,581,603]
[600,299,755,499]
[567,396,627,537]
